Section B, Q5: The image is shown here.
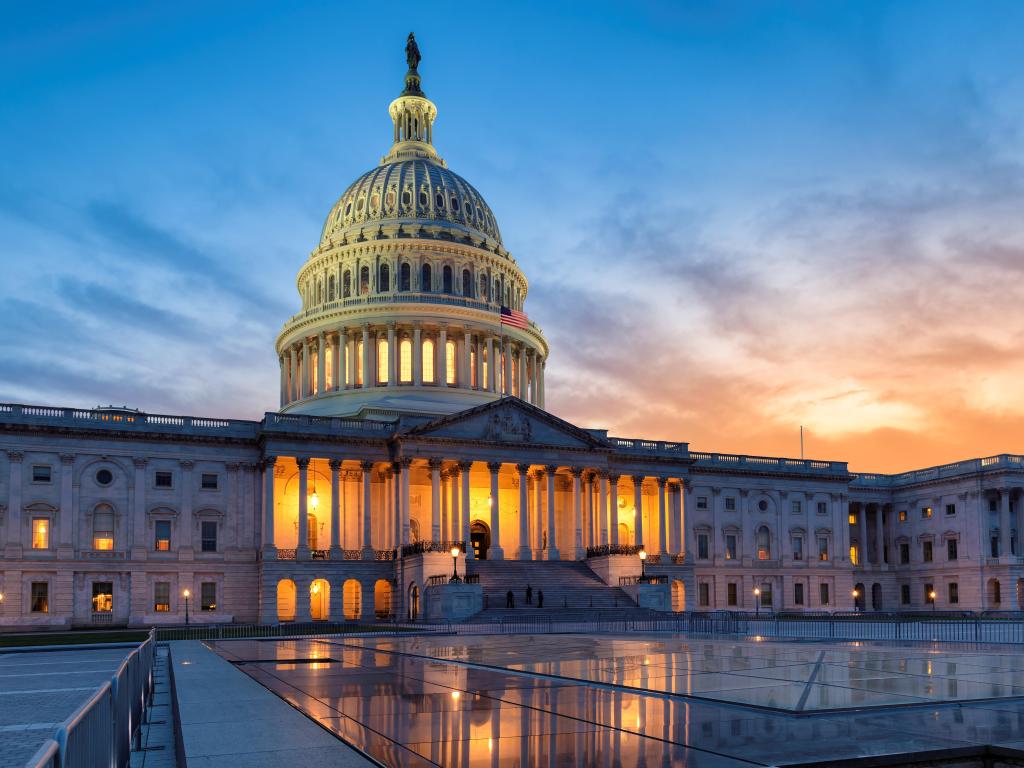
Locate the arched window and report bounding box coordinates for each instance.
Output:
[328,275,336,301]
[756,526,771,560]
[400,262,411,292]
[470,346,478,388]
[377,338,389,384]
[374,580,393,620]
[343,270,352,298]
[342,579,362,620]
[409,518,421,542]
[310,579,330,621]
[480,274,489,301]
[442,265,453,294]
[505,284,512,306]
[277,579,296,622]
[379,264,390,293]
[399,338,412,383]
[324,346,333,390]
[93,505,114,550]
[462,269,472,297]
[422,338,435,383]
[316,280,322,304]
[360,266,370,295]
[355,340,364,386]
[311,353,319,394]
[421,263,432,292]
[493,278,500,303]
[446,340,457,385]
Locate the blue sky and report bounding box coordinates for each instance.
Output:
[3,1,1024,470]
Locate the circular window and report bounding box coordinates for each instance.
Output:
[758,499,768,511]
[96,469,113,486]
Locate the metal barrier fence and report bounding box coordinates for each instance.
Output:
[29,629,156,768]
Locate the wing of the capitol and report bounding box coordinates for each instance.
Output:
[2,47,1022,630]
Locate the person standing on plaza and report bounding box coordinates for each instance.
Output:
[537,590,544,608]
[526,584,533,605]
[506,590,515,608]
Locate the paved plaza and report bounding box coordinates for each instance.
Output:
[0,645,133,768]
[208,633,1024,767]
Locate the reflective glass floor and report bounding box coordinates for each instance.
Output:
[210,634,1024,767]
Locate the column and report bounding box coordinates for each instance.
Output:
[857,503,868,566]
[279,356,286,406]
[517,464,531,560]
[392,462,404,549]
[387,324,397,387]
[545,466,559,560]
[300,338,310,398]
[608,475,620,548]
[486,337,496,392]
[289,346,298,400]
[361,461,374,558]
[533,470,545,555]
[538,359,545,409]
[439,324,448,386]
[332,330,342,390]
[440,470,449,540]
[672,482,684,555]
[413,325,423,386]
[316,331,326,395]
[329,459,342,554]
[54,454,75,556]
[462,329,472,388]
[346,330,356,388]
[475,336,484,390]
[361,324,371,388]
[633,475,645,549]
[1001,489,1012,559]
[179,460,194,555]
[451,465,461,544]
[599,472,609,546]
[875,505,886,566]
[263,457,276,552]
[400,459,412,547]
[429,459,442,541]
[503,337,513,395]
[571,467,584,559]
[296,458,310,559]
[488,462,504,559]
[657,477,668,555]
[460,461,473,559]
[518,345,527,399]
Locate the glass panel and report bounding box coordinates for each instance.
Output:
[32,518,49,549]
[422,339,435,383]
[92,581,113,613]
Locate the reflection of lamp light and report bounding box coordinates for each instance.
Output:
[451,690,460,701]
[487,495,493,508]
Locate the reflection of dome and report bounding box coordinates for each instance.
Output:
[320,159,503,248]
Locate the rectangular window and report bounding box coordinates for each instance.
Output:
[200,582,217,612]
[32,465,52,483]
[91,581,113,613]
[759,583,772,608]
[201,521,217,552]
[724,496,736,511]
[992,536,1000,558]
[819,583,830,606]
[901,584,911,605]
[791,501,802,514]
[377,338,389,384]
[697,534,709,560]
[93,509,114,551]
[947,539,958,561]
[989,499,998,512]
[792,536,803,561]
[921,506,933,519]
[948,582,959,605]
[848,512,857,525]
[155,520,171,551]
[698,582,710,607]
[850,544,859,566]
[900,542,910,564]
[155,471,173,488]
[794,583,804,605]
[422,340,435,383]
[356,340,364,385]
[925,583,934,604]
[945,503,955,516]
[727,582,737,606]
[154,582,170,613]
[818,537,829,561]
[696,496,708,510]
[817,501,827,515]
[724,534,736,560]
[898,510,907,522]
[31,517,49,549]
[30,582,49,613]
[470,347,478,388]
[923,541,933,562]
[446,340,457,386]
[201,473,219,490]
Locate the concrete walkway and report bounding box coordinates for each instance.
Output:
[169,640,375,767]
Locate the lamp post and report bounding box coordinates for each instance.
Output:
[639,549,647,583]
[450,546,461,582]
[929,590,937,613]
[852,588,860,612]
[183,589,191,626]
[753,587,761,617]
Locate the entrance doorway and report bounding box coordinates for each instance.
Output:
[470,520,491,560]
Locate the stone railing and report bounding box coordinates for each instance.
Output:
[277,549,296,561]
[263,412,394,435]
[619,575,668,585]
[690,451,848,475]
[400,540,467,557]
[311,549,329,560]
[426,573,480,587]
[0,403,258,438]
[606,437,689,455]
[852,454,1024,488]
[586,544,645,558]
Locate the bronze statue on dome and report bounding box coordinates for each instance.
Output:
[406,33,421,72]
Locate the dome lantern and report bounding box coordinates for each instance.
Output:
[384,33,442,165]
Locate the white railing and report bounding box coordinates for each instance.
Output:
[0,403,258,436]
[851,453,1024,487]
[46,629,155,768]
[689,451,848,473]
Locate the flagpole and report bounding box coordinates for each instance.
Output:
[800,425,804,460]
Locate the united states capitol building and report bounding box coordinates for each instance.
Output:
[2,40,1022,630]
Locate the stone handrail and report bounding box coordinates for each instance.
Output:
[851,453,1024,488]
[400,540,467,557]
[606,437,689,454]
[0,403,258,436]
[586,544,645,558]
[690,451,848,474]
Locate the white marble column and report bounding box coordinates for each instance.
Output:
[450,466,461,543]
[429,459,442,541]
[462,329,472,388]
[599,472,609,546]
[545,466,559,560]
[633,475,645,549]
[572,467,584,559]
[288,346,298,401]
[517,346,527,399]
[857,503,867,566]
[361,324,371,388]
[657,477,668,555]
[875,504,886,565]
[332,329,342,390]
[1000,489,1012,559]
[263,457,276,553]
[439,324,448,386]
[316,332,326,395]
[59,454,76,555]
[608,475,620,548]
[346,331,355,388]
[413,325,423,386]
[279,356,286,406]
[296,458,310,560]
[387,324,396,387]
[517,464,531,560]
[329,459,342,555]
[459,461,473,559]
[503,337,513,395]
[179,460,194,556]
[488,462,504,559]
[400,459,411,547]
[538,359,545,409]
[361,461,374,558]
[533,470,544,556]
[486,337,495,392]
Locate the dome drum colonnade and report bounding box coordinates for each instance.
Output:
[261,452,689,563]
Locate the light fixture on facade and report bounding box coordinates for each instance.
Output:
[309,471,320,510]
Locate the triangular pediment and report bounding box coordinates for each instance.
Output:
[400,397,607,450]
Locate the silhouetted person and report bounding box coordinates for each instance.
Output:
[537,590,544,608]
[526,584,533,605]
[506,590,514,608]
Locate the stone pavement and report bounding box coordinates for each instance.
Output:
[0,645,132,768]
[169,640,374,767]
[130,644,176,768]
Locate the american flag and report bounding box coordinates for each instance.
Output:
[500,306,529,330]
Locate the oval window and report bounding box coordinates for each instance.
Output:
[435,193,445,209]
[385,190,395,207]
[451,197,460,212]
[356,197,365,212]
[758,499,768,511]
[345,202,352,216]
[370,192,380,209]
[96,469,113,486]
[402,190,411,206]
[419,191,428,207]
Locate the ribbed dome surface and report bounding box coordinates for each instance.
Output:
[320,159,503,246]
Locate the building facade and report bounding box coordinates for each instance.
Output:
[1,43,1022,629]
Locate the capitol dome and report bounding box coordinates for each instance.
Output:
[275,35,548,421]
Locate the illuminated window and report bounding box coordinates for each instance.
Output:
[200,582,216,612]
[848,512,857,525]
[91,581,113,613]
[32,517,49,549]
[921,506,933,519]
[155,520,171,551]
[482,347,488,388]
[422,339,435,383]
[31,582,49,613]
[724,534,736,560]
[356,341,364,385]
[93,507,114,550]
[154,582,170,612]
[311,352,318,393]
[756,526,771,560]
[377,338,389,384]
[324,346,333,389]
[818,537,829,561]
[470,347,478,387]
[446,340,456,385]
[850,544,859,565]
[898,510,907,522]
